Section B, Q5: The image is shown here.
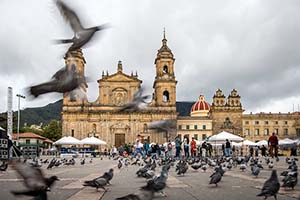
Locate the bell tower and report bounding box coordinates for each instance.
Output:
[152,30,177,109]
[63,49,87,104]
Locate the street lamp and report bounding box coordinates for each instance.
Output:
[16,94,25,146]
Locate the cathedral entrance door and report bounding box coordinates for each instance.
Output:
[115,134,125,147]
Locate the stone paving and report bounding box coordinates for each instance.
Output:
[0,156,299,200]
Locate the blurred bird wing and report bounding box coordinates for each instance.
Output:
[56,0,84,33]
[52,67,68,80]
[11,162,46,190]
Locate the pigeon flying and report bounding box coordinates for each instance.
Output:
[118,88,150,112]
[29,64,86,98]
[10,161,59,200]
[55,0,109,52]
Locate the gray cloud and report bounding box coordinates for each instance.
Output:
[1,0,300,113]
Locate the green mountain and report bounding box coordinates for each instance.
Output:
[0,100,194,129]
[0,99,62,129]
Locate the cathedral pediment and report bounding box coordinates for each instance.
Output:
[99,72,141,82]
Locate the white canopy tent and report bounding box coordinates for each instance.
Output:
[80,136,107,145]
[232,141,242,147]
[53,136,81,145]
[256,140,268,146]
[279,138,296,145]
[240,140,256,146]
[208,131,244,142]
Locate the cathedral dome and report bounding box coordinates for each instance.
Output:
[191,95,210,117]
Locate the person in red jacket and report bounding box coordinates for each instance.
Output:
[190,137,197,157]
[268,132,278,158]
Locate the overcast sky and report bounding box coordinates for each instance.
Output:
[1,0,300,114]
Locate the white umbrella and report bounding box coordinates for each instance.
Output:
[80,136,107,145]
[279,138,296,145]
[208,131,244,142]
[54,136,81,145]
[256,140,268,146]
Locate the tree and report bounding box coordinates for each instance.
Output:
[42,120,62,141]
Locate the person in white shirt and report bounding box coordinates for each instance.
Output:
[133,134,144,158]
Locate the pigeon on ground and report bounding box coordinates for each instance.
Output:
[29,64,86,98]
[251,165,261,178]
[10,161,59,200]
[0,162,8,171]
[257,170,280,200]
[118,160,123,169]
[209,169,222,187]
[268,161,274,169]
[55,0,109,52]
[176,160,188,176]
[47,159,56,170]
[191,163,201,171]
[115,189,154,200]
[81,159,85,165]
[240,163,246,172]
[83,177,107,191]
[141,165,169,196]
[282,172,298,190]
[125,159,129,167]
[98,168,114,184]
[201,164,207,172]
[118,88,150,112]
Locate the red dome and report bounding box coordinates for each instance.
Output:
[190,95,210,116]
[191,101,210,112]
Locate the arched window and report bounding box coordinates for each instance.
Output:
[163,65,168,73]
[163,91,170,102]
[143,124,148,132]
[71,129,74,137]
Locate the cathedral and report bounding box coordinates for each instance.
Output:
[62,32,300,147]
[62,33,177,147]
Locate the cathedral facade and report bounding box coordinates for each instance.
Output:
[62,34,177,147]
[62,33,300,147]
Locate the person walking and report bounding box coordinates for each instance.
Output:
[207,143,212,157]
[133,134,144,158]
[225,139,231,157]
[254,145,259,157]
[222,144,225,156]
[175,135,182,159]
[143,140,150,156]
[249,146,254,157]
[183,137,190,158]
[268,132,278,158]
[167,141,173,158]
[201,141,207,158]
[260,145,267,157]
[191,137,197,157]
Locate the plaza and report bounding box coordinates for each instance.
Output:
[0,156,299,200]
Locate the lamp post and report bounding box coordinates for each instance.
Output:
[16,94,25,146]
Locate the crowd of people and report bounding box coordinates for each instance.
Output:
[102,132,299,160]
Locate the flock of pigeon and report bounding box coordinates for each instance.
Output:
[4,154,299,200]
[28,0,109,99]
[106,154,299,200]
